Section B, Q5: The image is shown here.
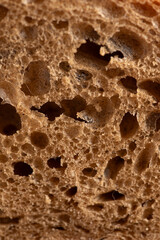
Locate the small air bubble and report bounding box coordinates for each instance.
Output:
[47,157,61,168]
[65,186,77,197]
[13,162,33,176]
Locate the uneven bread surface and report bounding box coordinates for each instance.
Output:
[0,0,160,239]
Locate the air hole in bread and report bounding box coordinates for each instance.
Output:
[58,214,70,223]
[114,215,129,225]
[117,149,127,157]
[0,217,20,224]
[111,50,124,59]
[138,81,160,101]
[54,226,65,230]
[110,28,146,59]
[21,143,34,154]
[47,157,61,169]
[61,95,87,121]
[146,112,160,131]
[38,19,45,26]
[119,76,137,93]
[65,186,77,197]
[104,156,124,180]
[75,40,110,66]
[143,208,153,220]
[85,27,100,41]
[87,204,104,211]
[99,190,125,201]
[13,162,33,176]
[60,186,67,192]
[7,178,14,183]
[0,154,8,163]
[30,131,49,149]
[76,69,92,81]
[131,2,157,17]
[49,176,59,185]
[73,23,100,41]
[120,112,139,139]
[21,61,50,96]
[82,167,97,177]
[103,1,125,18]
[110,94,121,109]
[20,25,38,41]
[34,173,43,182]
[117,206,127,216]
[0,181,7,188]
[24,16,35,24]
[33,157,44,170]
[59,61,71,72]
[83,24,100,41]
[52,20,68,29]
[3,125,18,136]
[11,146,19,153]
[0,100,21,136]
[31,102,63,121]
[134,143,155,174]
[0,5,8,22]
[79,97,114,126]
[129,141,136,151]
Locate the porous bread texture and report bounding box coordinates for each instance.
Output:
[0,0,159,239]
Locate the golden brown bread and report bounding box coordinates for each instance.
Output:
[0,0,160,239]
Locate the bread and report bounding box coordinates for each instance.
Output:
[0,0,160,239]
